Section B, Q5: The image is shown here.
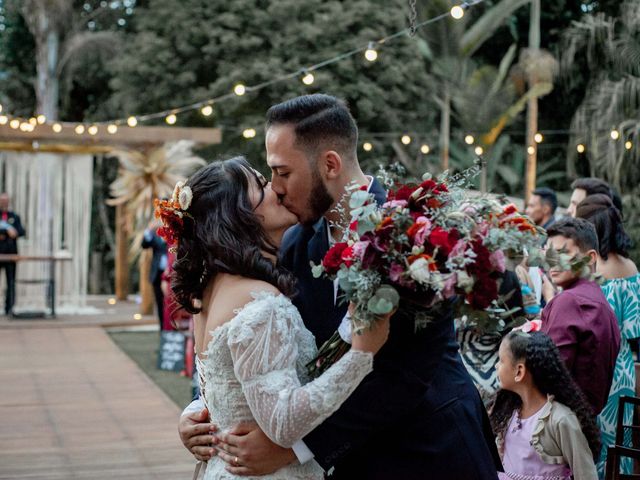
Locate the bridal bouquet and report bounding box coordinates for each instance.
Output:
[310,170,543,364]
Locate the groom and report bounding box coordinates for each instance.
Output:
[179,94,500,478]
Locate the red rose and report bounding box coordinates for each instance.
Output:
[393,185,418,201]
[322,242,349,274]
[503,204,517,215]
[428,227,459,256]
[340,245,356,267]
[420,179,437,191]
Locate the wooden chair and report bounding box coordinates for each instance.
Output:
[605,396,640,479]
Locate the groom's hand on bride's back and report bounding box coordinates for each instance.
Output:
[178,407,218,461]
[213,422,296,476]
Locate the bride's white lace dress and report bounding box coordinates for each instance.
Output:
[196,291,373,479]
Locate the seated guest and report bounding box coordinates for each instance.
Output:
[567,177,623,217]
[576,194,640,477]
[525,187,557,230]
[541,218,620,415]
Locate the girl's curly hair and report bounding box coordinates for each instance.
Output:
[490,331,601,460]
[171,156,296,314]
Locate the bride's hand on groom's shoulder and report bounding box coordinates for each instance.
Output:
[213,422,296,476]
[178,408,218,462]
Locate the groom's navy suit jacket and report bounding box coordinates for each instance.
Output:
[279,178,501,479]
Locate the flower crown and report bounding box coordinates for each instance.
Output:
[154,181,193,251]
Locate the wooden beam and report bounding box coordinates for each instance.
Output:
[0,123,221,147]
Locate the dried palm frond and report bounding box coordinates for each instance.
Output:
[108,140,206,257]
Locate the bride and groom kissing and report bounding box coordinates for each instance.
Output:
[168,94,501,479]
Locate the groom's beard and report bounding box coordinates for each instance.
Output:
[300,171,334,227]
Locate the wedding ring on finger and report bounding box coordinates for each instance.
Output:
[233,456,240,466]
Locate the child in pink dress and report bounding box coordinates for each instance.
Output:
[491,330,599,480]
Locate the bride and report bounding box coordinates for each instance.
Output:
[162,157,390,479]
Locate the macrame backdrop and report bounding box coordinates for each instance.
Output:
[0,151,93,313]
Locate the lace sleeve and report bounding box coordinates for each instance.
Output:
[227,296,373,448]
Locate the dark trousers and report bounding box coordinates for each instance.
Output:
[152,271,165,330]
[0,262,16,315]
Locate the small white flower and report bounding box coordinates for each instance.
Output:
[456,270,475,293]
[178,185,193,211]
[409,258,431,285]
[172,180,185,203]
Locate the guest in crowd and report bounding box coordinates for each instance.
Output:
[540,218,620,415]
[142,219,168,331]
[526,187,557,230]
[491,331,599,479]
[576,194,639,477]
[0,193,26,315]
[567,177,623,218]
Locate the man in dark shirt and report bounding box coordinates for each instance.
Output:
[541,217,620,414]
[0,193,26,315]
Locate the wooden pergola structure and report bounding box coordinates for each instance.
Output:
[0,123,221,304]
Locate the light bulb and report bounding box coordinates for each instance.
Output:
[451,5,465,19]
[401,135,411,145]
[242,128,256,139]
[610,129,620,140]
[75,125,85,134]
[363,142,373,152]
[165,113,177,125]
[52,123,62,133]
[234,84,246,96]
[534,133,543,143]
[133,313,142,320]
[625,141,632,150]
[0,115,7,125]
[29,117,37,126]
[20,122,30,132]
[127,116,137,127]
[421,144,430,154]
[107,124,118,134]
[577,144,585,153]
[464,135,474,145]
[201,105,213,116]
[364,43,378,62]
[302,72,315,85]
[9,119,20,129]
[474,146,484,155]
[88,125,98,135]
[527,146,535,155]
[36,114,46,124]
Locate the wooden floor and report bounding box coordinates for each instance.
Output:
[0,327,194,479]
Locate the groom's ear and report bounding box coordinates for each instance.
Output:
[320,150,343,180]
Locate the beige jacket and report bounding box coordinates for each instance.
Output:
[497,397,598,479]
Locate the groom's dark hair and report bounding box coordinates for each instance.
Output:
[266,94,358,164]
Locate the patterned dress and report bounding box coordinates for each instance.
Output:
[597,273,640,478]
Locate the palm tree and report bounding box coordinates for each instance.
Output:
[17,0,120,119]
[561,1,640,191]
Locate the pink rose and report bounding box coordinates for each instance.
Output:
[351,241,370,261]
[406,216,432,245]
[382,199,408,209]
[489,250,506,273]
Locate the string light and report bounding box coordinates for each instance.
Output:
[28,117,37,126]
[234,84,246,96]
[534,132,543,143]
[107,298,117,305]
[527,145,535,155]
[0,115,7,125]
[625,141,632,150]
[577,144,585,153]
[75,125,85,134]
[242,128,256,139]
[464,135,474,145]
[52,123,62,133]
[451,5,465,19]
[127,116,138,127]
[421,144,430,154]
[401,135,411,145]
[610,129,620,140]
[302,71,315,85]
[201,104,213,116]
[9,119,20,129]
[363,142,373,151]
[36,114,46,124]
[165,113,177,125]
[364,42,378,62]
[133,313,142,320]
[107,124,118,134]
[19,122,30,132]
[474,146,484,155]
[88,125,98,135]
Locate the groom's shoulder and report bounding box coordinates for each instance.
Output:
[281,224,305,252]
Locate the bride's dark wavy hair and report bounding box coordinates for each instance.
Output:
[171,156,296,314]
[490,331,601,460]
